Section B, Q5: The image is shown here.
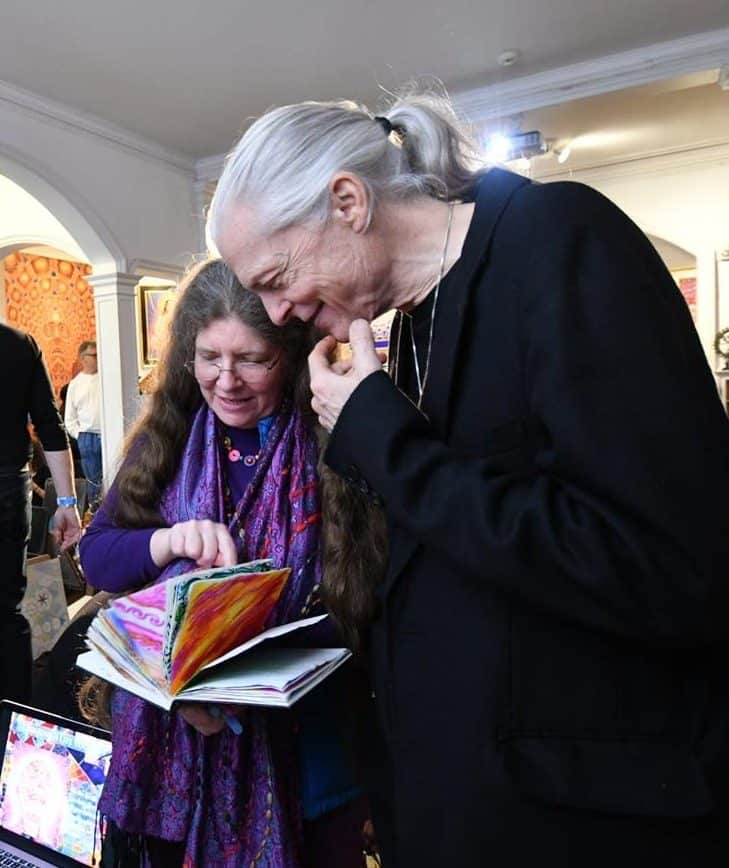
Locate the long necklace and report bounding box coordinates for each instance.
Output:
[408,202,454,409]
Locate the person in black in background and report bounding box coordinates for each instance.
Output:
[0,323,81,701]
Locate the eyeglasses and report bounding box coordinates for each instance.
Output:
[185,353,281,384]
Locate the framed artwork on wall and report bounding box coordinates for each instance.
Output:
[139,285,176,367]
[671,268,697,322]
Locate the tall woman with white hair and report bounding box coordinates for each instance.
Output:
[209,88,729,868]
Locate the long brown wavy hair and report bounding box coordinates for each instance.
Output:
[318,455,388,655]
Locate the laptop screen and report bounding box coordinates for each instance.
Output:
[0,708,111,866]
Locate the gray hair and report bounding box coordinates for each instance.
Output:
[171,258,305,357]
[209,84,483,239]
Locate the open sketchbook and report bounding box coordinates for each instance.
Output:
[76,559,350,710]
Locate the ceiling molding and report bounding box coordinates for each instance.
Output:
[531,139,729,184]
[128,258,185,281]
[454,27,729,122]
[0,78,195,175]
[195,153,226,183]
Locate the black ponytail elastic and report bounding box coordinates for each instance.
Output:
[374,115,393,136]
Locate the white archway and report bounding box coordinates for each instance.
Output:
[0,144,124,272]
[0,147,140,485]
[647,234,695,272]
[0,237,86,263]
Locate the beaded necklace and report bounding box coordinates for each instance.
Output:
[220,426,260,526]
[221,431,261,467]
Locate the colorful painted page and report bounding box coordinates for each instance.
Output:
[161,559,274,679]
[90,581,168,689]
[168,567,289,694]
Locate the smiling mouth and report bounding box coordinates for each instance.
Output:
[217,395,253,406]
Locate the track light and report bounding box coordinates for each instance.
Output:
[484,130,548,164]
[555,142,572,164]
[485,133,512,163]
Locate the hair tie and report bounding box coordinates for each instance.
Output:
[374,115,393,136]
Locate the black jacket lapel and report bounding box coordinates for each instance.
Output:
[383,170,531,598]
[420,169,531,434]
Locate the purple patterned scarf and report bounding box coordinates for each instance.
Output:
[99,401,322,867]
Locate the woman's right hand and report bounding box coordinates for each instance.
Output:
[177,703,227,736]
[178,703,247,736]
[150,520,238,570]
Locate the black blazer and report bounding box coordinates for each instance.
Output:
[327,170,729,867]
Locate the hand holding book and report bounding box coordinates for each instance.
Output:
[178,702,244,736]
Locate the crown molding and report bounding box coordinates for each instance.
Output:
[87,271,140,294]
[128,258,185,281]
[195,153,226,183]
[531,139,729,185]
[0,78,195,175]
[454,27,729,122]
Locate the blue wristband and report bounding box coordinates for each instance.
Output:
[57,496,78,508]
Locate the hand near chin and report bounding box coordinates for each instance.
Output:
[309,319,383,432]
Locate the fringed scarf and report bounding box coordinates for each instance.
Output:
[99,401,321,867]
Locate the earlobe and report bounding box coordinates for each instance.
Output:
[329,173,369,233]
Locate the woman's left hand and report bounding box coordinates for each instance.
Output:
[309,320,382,432]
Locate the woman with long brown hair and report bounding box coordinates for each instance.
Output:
[79,259,366,867]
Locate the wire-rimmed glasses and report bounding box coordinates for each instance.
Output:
[184,353,281,384]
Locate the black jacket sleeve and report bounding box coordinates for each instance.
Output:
[325,182,729,646]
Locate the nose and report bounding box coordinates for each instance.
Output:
[216,367,240,388]
[263,295,293,326]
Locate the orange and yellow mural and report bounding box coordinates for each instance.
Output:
[3,252,95,395]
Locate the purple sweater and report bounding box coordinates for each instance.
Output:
[80,426,260,591]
